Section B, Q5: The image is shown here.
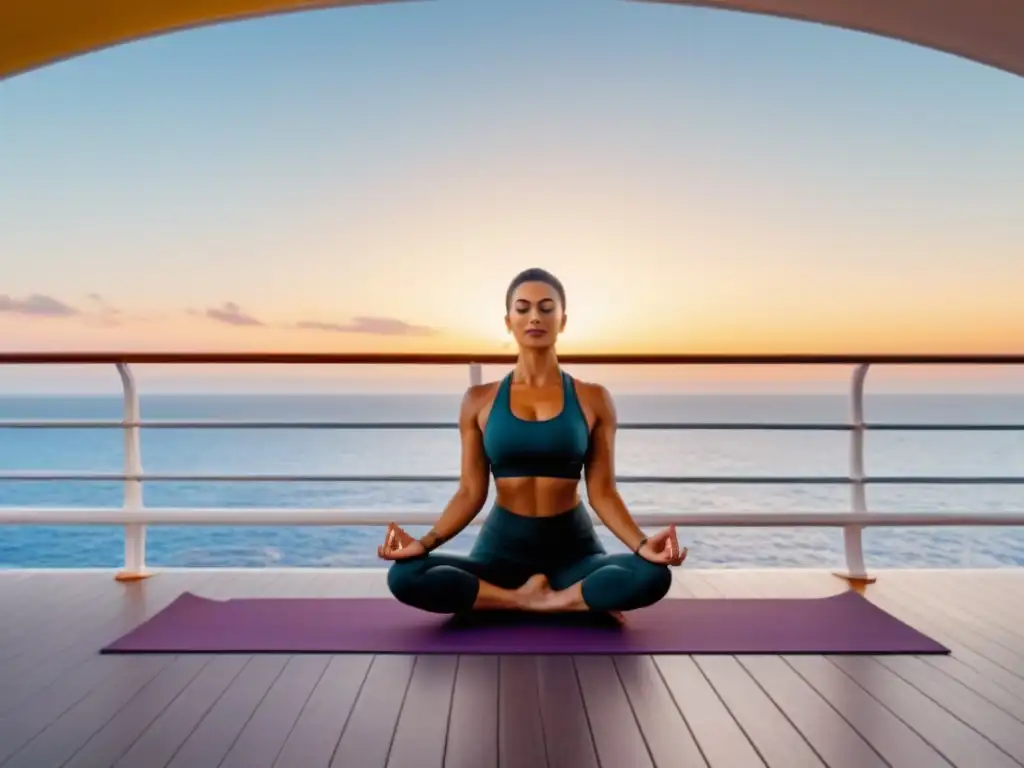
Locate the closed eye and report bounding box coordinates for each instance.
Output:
[515,299,556,314]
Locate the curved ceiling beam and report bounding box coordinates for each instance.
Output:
[632,0,1024,78]
[2,0,1021,83]
[0,0,416,82]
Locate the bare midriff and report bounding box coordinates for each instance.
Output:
[493,476,582,518]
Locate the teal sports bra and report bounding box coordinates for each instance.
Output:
[482,371,591,479]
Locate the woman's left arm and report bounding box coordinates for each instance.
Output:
[583,384,648,552]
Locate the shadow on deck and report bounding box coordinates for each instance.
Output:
[1,567,1023,767]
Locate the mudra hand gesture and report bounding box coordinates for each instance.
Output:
[636,524,687,566]
[377,523,426,561]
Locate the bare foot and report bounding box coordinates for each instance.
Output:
[514,580,623,619]
[517,577,585,613]
[524,586,586,613]
[514,574,552,609]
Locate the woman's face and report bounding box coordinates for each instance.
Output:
[505,280,566,350]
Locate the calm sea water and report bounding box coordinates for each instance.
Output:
[0,393,1022,569]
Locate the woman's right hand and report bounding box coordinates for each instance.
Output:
[377,523,427,561]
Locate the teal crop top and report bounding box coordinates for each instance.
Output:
[482,371,591,479]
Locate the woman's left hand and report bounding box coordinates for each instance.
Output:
[377,523,425,560]
[637,525,687,566]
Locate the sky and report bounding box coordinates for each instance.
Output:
[1,0,1023,393]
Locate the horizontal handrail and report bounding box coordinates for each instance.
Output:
[1,471,1021,484]
[0,419,1022,431]
[2,351,1024,365]
[1,507,1022,527]
[0,419,851,430]
[3,354,1022,580]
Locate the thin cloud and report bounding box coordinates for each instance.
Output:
[0,292,135,326]
[85,293,124,326]
[205,302,264,327]
[0,294,80,318]
[195,304,436,336]
[296,316,438,337]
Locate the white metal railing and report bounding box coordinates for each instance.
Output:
[1,352,1023,582]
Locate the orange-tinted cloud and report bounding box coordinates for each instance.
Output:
[204,302,263,327]
[199,302,438,337]
[0,293,79,317]
[0,292,127,326]
[295,317,437,337]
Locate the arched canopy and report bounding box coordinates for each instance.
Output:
[0,0,1023,81]
[0,0,412,82]
[636,0,1024,79]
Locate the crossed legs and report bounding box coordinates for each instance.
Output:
[512,553,673,614]
[386,552,536,614]
[387,551,672,615]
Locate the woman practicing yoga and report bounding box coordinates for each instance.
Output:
[379,267,687,617]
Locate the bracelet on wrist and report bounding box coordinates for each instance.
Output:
[633,536,648,554]
[419,531,446,552]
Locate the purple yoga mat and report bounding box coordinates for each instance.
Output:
[101,590,948,655]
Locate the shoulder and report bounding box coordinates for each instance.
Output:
[570,377,616,418]
[459,381,501,421]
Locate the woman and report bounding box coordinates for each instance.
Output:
[379,267,687,617]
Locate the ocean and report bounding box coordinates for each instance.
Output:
[0,393,1022,569]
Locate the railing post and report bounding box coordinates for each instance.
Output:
[114,362,149,581]
[835,363,876,585]
[468,362,483,387]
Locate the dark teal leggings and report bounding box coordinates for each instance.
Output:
[387,503,672,614]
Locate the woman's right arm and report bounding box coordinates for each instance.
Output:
[417,386,491,551]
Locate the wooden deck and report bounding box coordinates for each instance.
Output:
[1,568,1023,768]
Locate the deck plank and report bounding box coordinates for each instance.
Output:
[827,655,1021,768]
[329,654,417,768]
[2,655,174,768]
[735,655,889,768]
[498,656,549,768]
[0,573,149,660]
[748,570,1024,768]
[782,656,954,768]
[869,586,1024,696]
[895,573,1024,643]
[272,655,374,768]
[832,655,1024,764]
[0,573,216,764]
[133,574,311,768]
[0,572,106,653]
[536,656,600,768]
[164,654,292,768]
[719,571,955,768]
[219,655,333,768]
[61,655,215,768]
[0,568,1022,768]
[574,655,656,767]
[113,655,253,767]
[386,655,459,768]
[675,573,837,767]
[443,655,499,768]
[694,655,826,767]
[653,655,766,766]
[782,572,1024,710]
[882,577,1024,673]
[613,655,709,767]
[0,571,220,719]
[0,574,145,669]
